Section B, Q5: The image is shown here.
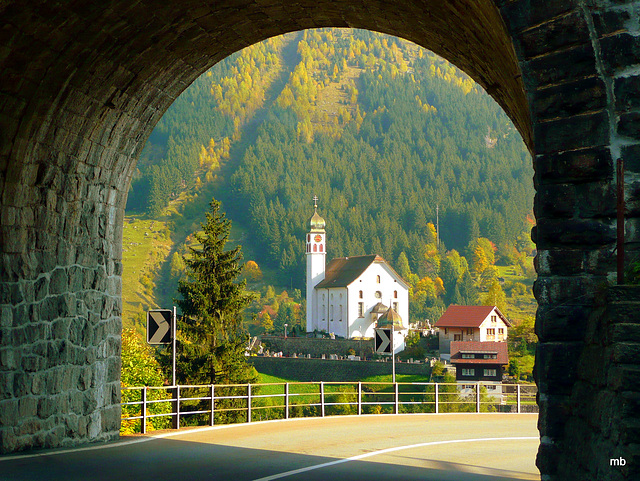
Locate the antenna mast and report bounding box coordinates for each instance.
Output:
[436,205,440,247]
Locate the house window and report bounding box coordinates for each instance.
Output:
[444,328,449,335]
[461,353,474,359]
[359,290,363,299]
[462,368,475,376]
[487,328,495,339]
[376,275,381,283]
[498,328,504,335]
[484,369,497,377]
[491,315,497,324]
[394,290,397,298]
[358,303,364,317]
[466,328,473,335]
[483,354,497,359]
[486,384,497,391]
[454,334,462,341]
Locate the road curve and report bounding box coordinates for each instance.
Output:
[0,414,540,481]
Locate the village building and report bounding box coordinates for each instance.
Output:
[434,305,511,361]
[305,199,409,352]
[449,340,509,389]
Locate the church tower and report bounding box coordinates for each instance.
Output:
[306,195,326,333]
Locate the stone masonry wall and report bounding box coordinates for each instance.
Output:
[497,2,640,479]
[259,336,376,359]
[249,356,428,382]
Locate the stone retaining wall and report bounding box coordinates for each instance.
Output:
[249,356,429,382]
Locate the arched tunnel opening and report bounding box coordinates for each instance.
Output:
[1,2,638,480]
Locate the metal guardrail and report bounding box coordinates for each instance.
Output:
[121,382,538,434]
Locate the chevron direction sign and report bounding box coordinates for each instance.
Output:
[147,309,173,345]
[375,328,392,354]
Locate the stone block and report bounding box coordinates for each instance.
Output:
[618,112,640,141]
[536,304,591,342]
[533,76,607,122]
[536,184,577,218]
[525,43,596,91]
[534,111,609,155]
[537,341,583,394]
[615,76,640,113]
[520,10,589,60]
[535,217,615,248]
[591,7,632,37]
[18,396,37,418]
[608,365,640,391]
[612,342,640,364]
[600,33,640,75]
[498,0,578,34]
[611,322,640,343]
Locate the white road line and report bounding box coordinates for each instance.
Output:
[251,437,539,481]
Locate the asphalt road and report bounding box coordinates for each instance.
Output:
[0,414,540,481]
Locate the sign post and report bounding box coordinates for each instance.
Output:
[172,306,177,386]
[375,327,395,383]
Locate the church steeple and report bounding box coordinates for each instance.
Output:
[306,195,326,333]
[310,195,325,232]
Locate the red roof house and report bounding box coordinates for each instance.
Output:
[434,305,511,359]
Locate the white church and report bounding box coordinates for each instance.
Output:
[305,198,409,352]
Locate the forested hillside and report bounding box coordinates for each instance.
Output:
[123,28,536,375]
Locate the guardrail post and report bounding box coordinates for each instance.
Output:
[517,384,521,414]
[141,387,147,434]
[210,384,215,426]
[435,383,439,414]
[394,383,399,414]
[476,382,481,413]
[247,384,252,423]
[285,383,289,420]
[320,382,325,417]
[173,386,181,429]
[358,382,362,416]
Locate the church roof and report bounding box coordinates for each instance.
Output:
[315,255,391,288]
[371,302,388,314]
[377,306,404,330]
[310,210,325,232]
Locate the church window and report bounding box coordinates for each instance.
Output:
[375,291,382,299]
[313,244,317,252]
[376,275,381,283]
[359,290,363,298]
[394,290,397,298]
[358,303,364,317]
[393,302,398,312]
[319,244,323,252]
[339,305,343,321]
[307,234,310,242]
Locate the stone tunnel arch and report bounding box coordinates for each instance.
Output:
[1,1,638,480]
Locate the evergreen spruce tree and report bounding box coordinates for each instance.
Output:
[175,199,257,386]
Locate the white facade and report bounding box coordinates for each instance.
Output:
[304,205,409,347]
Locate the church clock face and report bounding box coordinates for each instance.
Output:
[314,234,322,242]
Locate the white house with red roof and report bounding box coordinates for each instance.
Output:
[434,305,511,360]
[305,199,409,349]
